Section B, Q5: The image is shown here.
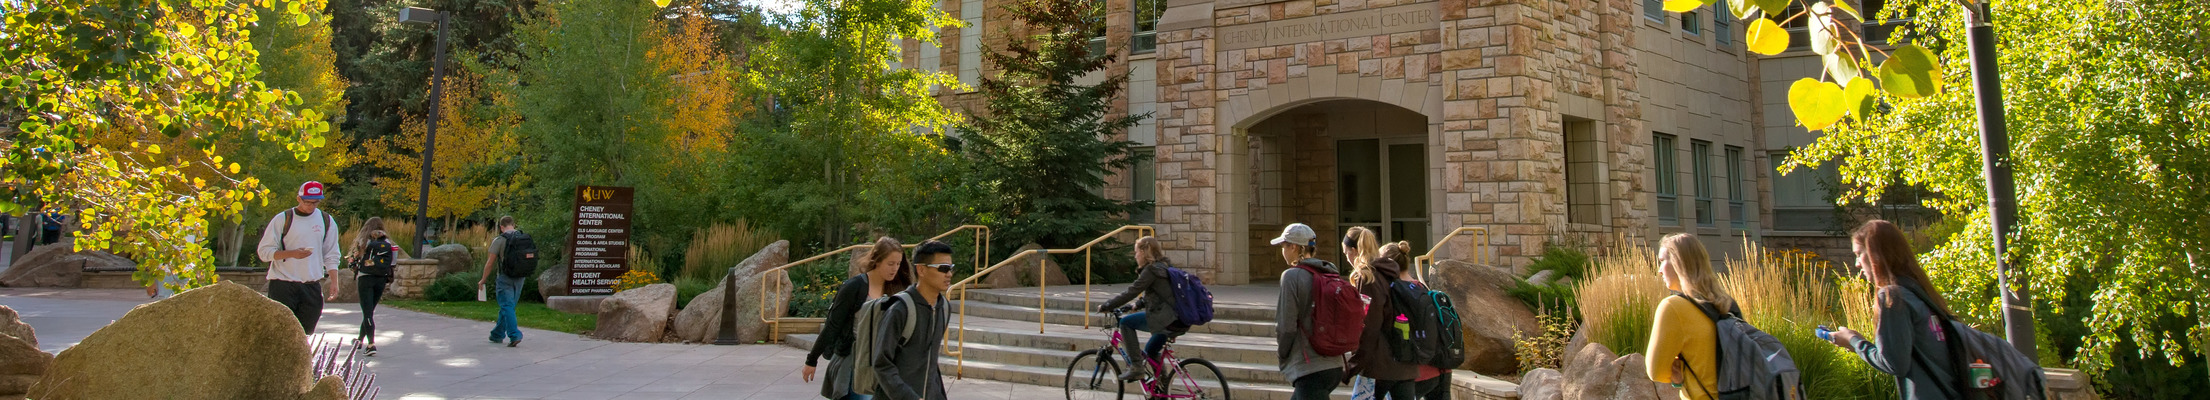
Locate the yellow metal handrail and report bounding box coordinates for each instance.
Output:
[1412,226,1490,282]
[947,225,1154,378]
[755,225,992,343]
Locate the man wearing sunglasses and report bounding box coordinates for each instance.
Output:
[868,240,957,400]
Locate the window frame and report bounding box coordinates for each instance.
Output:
[1692,140,1714,227]
[1726,146,1745,229]
[1655,133,1679,226]
[1133,0,1161,54]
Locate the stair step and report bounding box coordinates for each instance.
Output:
[946,341,1293,385]
[960,288,1282,322]
[945,356,1356,400]
[941,313,1283,365]
[951,299,1279,337]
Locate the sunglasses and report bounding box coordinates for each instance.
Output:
[921,263,956,274]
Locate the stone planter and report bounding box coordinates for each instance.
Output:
[388,259,442,300]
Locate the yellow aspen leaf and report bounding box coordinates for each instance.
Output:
[1786,78,1848,130]
[654,0,672,7]
[1663,0,1708,13]
[148,144,162,154]
[1747,18,1790,55]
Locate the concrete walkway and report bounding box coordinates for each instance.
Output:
[1,288,1061,399]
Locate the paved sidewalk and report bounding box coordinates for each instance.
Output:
[1,288,1061,399]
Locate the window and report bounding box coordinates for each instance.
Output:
[1683,10,1702,36]
[1132,147,1157,222]
[1645,0,1664,21]
[1566,117,1602,224]
[1692,140,1714,227]
[1133,0,1162,53]
[1768,3,1811,52]
[1714,8,1731,45]
[1655,134,1679,226]
[1085,2,1108,57]
[1726,146,1745,229]
[1771,150,1842,231]
[958,0,983,87]
[1861,0,1909,44]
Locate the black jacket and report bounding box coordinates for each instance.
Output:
[806,275,873,367]
[870,287,948,400]
[1350,257,1420,381]
[1100,262,1180,332]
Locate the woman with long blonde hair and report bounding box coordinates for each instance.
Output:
[1096,236,1187,381]
[1644,233,1735,399]
[1343,227,1385,287]
[804,236,912,400]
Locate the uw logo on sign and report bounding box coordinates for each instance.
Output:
[581,187,616,203]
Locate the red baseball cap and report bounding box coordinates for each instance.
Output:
[299,181,327,200]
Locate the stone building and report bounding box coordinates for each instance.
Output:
[903,0,1877,283]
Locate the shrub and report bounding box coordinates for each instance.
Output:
[1526,242,1592,280]
[425,272,479,302]
[1513,309,1577,373]
[784,255,855,317]
[675,277,715,309]
[615,269,661,293]
[447,224,497,269]
[681,222,780,282]
[1574,243,1668,355]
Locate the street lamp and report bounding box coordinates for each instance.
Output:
[399,7,448,258]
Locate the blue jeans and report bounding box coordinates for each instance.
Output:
[491,275,524,342]
[1117,312,1176,362]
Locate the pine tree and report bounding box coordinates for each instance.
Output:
[959,0,1152,250]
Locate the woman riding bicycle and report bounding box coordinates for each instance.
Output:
[1095,236,1187,382]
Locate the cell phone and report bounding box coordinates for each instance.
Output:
[1816,325,1834,341]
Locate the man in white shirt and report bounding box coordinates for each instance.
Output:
[258,181,344,333]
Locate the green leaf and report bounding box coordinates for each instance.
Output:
[1830,1,1863,20]
[1808,2,1841,56]
[1747,0,1789,19]
[1746,18,1790,55]
[294,13,311,27]
[1875,44,1943,97]
[1727,0,1759,19]
[1840,77,1877,119]
[1786,78,1847,131]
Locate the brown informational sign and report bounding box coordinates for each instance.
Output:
[566,186,633,295]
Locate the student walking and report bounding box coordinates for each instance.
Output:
[1095,236,1188,382]
[1826,220,1963,399]
[1272,223,1351,400]
[257,181,343,333]
[805,236,913,400]
[479,216,537,347]
[1345,226,1423,400]
[350,217,399,356]
[1643,233,1734,400]
[868,240,956,400]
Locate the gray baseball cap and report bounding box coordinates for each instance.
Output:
[1270,223,1317,246]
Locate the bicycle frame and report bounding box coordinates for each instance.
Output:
[1098,318,1205,399]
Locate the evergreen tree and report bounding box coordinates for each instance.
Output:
[959,0,1151,250]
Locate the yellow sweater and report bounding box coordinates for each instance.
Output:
[1645,295,1719,400]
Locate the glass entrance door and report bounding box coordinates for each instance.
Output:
[1337,138,1429,257]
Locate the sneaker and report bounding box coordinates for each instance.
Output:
[508,339,521,348]
[365,345,377,357]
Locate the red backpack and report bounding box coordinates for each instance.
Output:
[1297,263,1366,357]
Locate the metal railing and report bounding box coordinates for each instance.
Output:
[946,225,1154,378]
[753,225,991,343]
[1411,226,1491,282]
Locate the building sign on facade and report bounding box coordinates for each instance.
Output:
[1219,3,1440,51]
[566,186,633,295]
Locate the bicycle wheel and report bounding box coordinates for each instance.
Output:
[1167,358,1230,400]
[1066,348,1127,400]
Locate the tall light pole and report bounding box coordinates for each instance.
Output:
[400,7,448,258]
[1964,2,2034,356]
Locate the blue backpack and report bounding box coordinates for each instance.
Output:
[1163,265,1214,326]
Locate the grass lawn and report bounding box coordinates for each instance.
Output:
[381,300,596,335]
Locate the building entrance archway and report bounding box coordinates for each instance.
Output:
[1232,99,1435,282]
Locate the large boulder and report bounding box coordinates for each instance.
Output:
[1559,343,1676,400]
[0,325,50,397]
[26,281,342,399]
[983,243,1071,288]
[0,244,129,288]
[1426,259,1540,374]
[536,263,570,297]
[424,244,474,276]
[673,241,792,343]
[0,306,34,348]
[325,272,359,303]
[1520,368,1565,400]
[594,283,678,342]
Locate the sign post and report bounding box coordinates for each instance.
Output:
[566,186,634,295]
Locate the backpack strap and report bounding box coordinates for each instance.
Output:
[1671,292,1733,322]
[893,292,920,345]
[279,212,295,251]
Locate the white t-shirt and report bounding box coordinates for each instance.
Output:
[257,208,342,282]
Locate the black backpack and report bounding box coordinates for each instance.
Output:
[498,231,539,278]
[1427,289,1467,368]
[356,237,397,276]
[1385,280,1441,364]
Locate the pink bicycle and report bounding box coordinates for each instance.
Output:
[1064,310,1231,400]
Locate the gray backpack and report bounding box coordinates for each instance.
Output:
[1674,294,1806,400]
[1903,286,2047,400]
[849,291,918,396]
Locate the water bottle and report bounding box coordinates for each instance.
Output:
[1969,359,1997,388]
[1815,325,1833,341]
[1394,314,1411,340]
